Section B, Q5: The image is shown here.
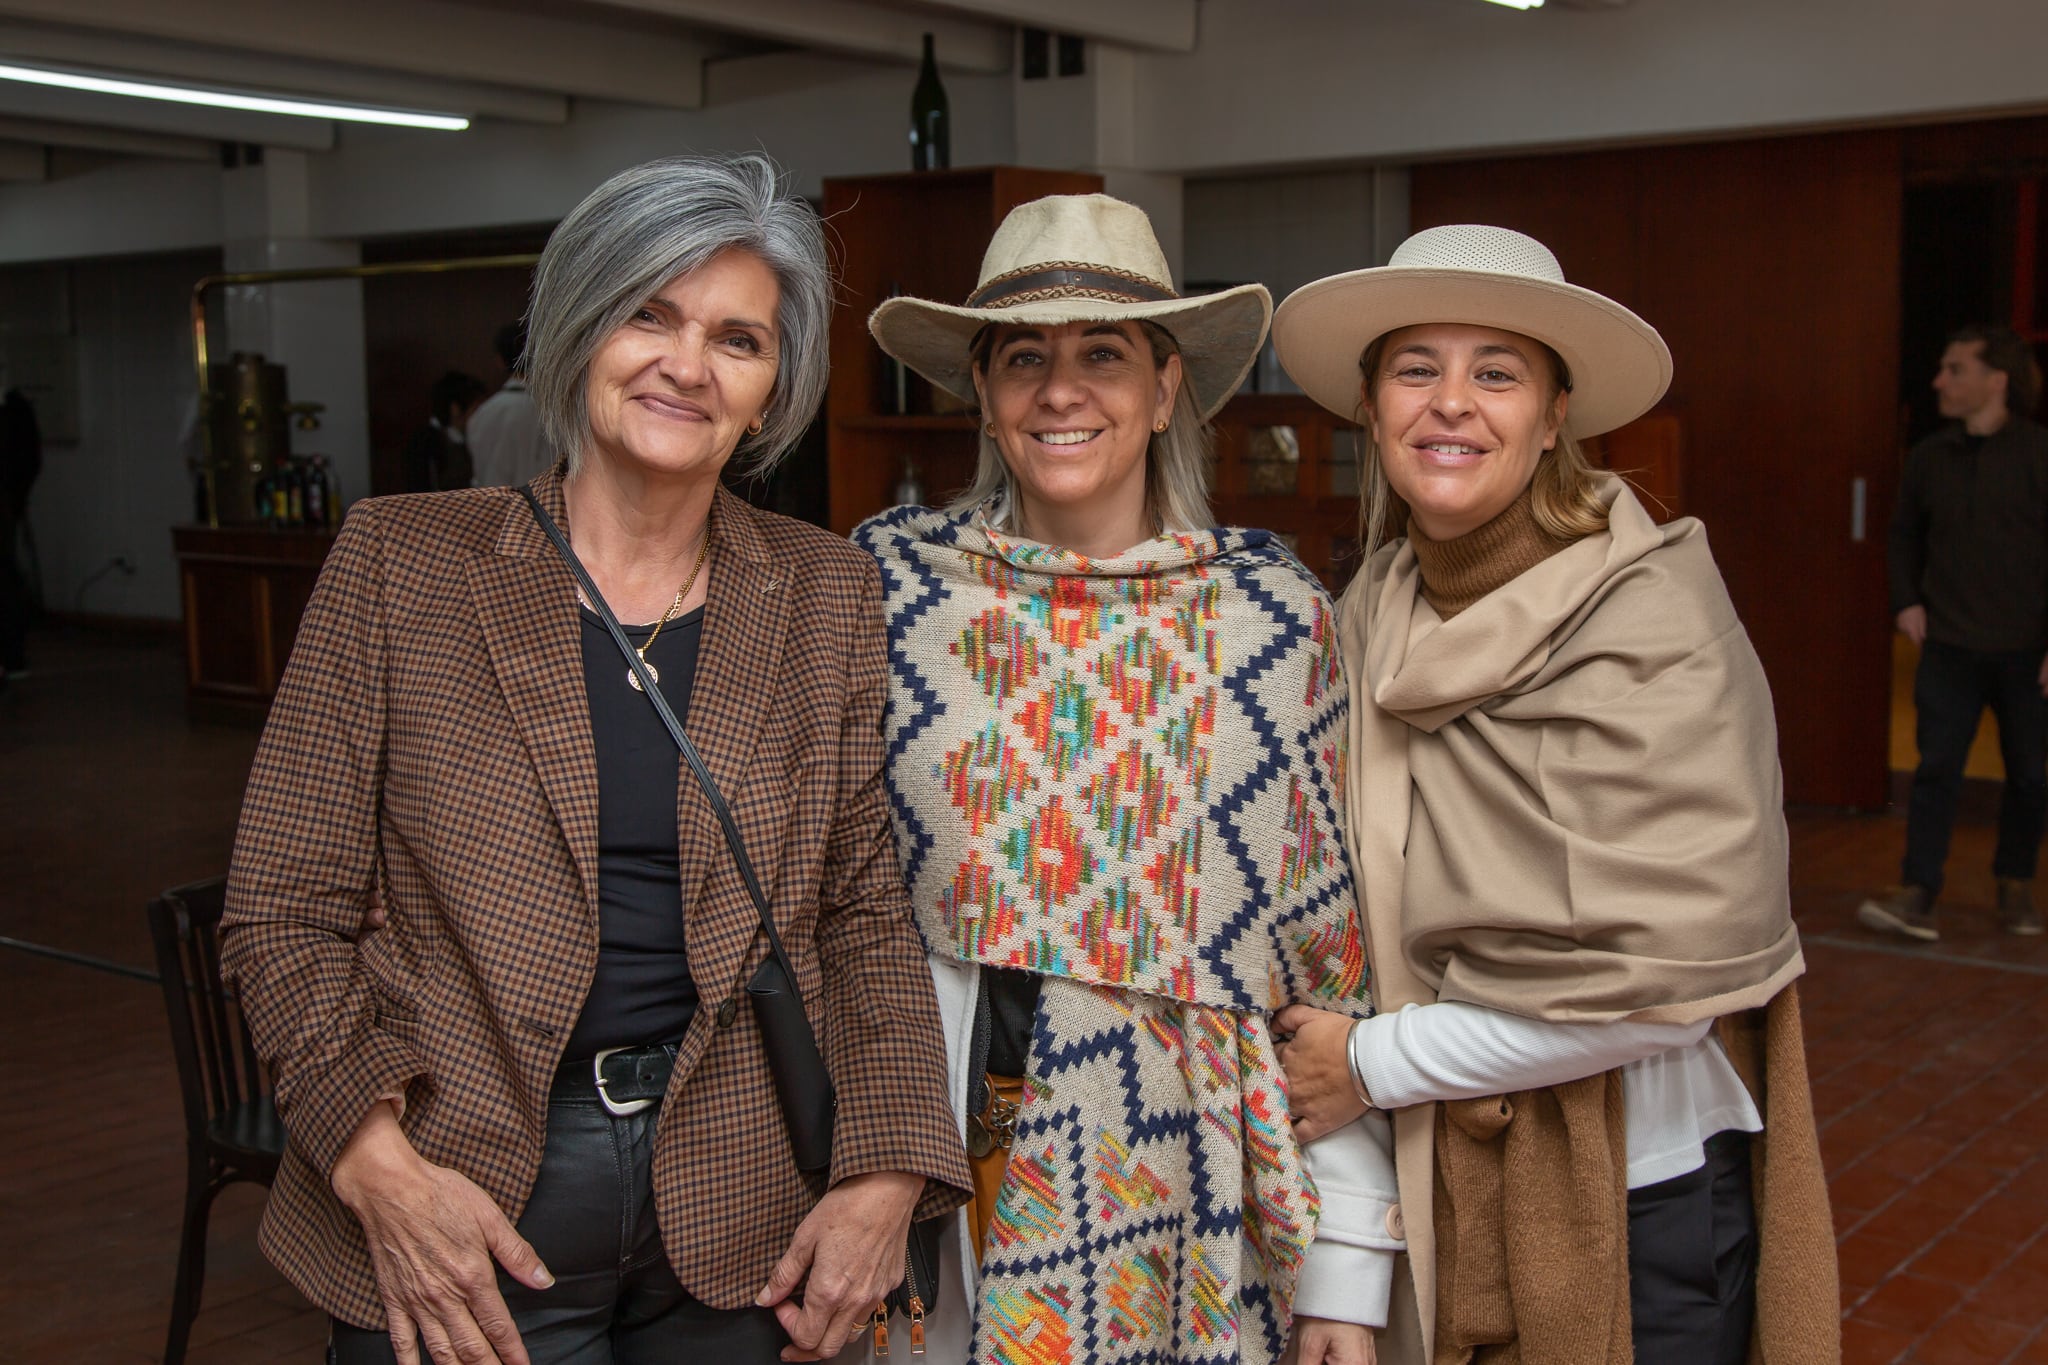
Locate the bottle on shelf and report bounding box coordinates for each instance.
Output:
[302,456,327,528]
[252,463,274,525]
[285,459,306,527]
[893,456,926,508]
[319,457,341,529]
[909,33,949,172]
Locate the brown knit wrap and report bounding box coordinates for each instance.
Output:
[1429,984,1840,1365]
[1408,490,1573,620]
[1432,1074,1631,1365]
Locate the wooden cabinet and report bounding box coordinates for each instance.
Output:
[172,524,335,717]
[1209,393,1367,592]
[822,166,1103,535]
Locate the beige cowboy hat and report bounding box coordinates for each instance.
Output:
[868,193,1271,421]
[1271,224,1671,438]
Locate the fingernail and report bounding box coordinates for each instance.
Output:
[536,1266,555,1288]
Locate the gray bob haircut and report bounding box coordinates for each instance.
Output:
[526,152,831,476]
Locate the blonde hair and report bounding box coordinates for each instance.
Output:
[1354,330,1608,558]
[950,320,1214,535]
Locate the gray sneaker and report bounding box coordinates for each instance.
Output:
[1858,884,1939,942]
[1997,879,2045,936]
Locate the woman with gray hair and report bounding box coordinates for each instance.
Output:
[852,194,1402,1365]
[222,152,969,1365]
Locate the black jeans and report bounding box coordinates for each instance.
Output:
[1903,639,2048,896]
[1627,1131,1757,1365]
[331,1086,789,1365]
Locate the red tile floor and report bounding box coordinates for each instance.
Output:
[2,628,2046,1362]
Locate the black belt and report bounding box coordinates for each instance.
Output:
[551,1042,679,1116]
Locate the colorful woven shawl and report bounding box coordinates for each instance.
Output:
[855,505,1373,1365]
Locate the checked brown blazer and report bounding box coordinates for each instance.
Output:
[221,468,970,1329]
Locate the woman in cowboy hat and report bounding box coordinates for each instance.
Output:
[851,194,1403,1365]
[1266,226,1839,1364]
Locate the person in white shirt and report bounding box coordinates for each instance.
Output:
[469,320,554,487]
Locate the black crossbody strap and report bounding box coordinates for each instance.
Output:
[520,488,802,984]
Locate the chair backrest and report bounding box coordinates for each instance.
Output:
[147,877,270,1149]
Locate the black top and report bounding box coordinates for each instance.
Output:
[561,603,704,1062]
[1889,415,2048,653]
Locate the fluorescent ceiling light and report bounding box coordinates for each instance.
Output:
[0,60,470,130]
[1481,0,1545,7]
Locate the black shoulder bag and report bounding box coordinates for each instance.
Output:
[522,489,834,1172]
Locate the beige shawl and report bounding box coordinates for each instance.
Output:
[1339,477,1808,1361]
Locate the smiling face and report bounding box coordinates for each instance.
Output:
[581,247,781,483]
[1363,322,1568,541]
[973,320,1183,537]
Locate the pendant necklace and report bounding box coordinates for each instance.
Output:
[625,528,712,693]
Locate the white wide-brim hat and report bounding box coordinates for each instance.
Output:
[1271,224,1671,438]
[869,193,1271,421]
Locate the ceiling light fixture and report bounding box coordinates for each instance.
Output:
[1481,0,1545,8]
[0,60,470,130]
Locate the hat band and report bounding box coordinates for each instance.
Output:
[967,264,1178,309]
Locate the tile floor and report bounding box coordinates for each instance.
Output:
[2,627,2045,1362]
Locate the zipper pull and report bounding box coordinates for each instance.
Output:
[909,1298,926,1356]
[873,1307,890,1357]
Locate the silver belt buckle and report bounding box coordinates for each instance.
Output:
[592,1045,658,1117]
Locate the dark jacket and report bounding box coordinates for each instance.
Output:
[1888,415,2048,653]
[221,469,970,1327]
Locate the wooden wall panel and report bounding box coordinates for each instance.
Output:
[1413,130,1902,808]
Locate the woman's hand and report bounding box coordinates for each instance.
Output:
[1273,1004,1370,1143]
[330,1101,554,1365]
[757,1169,923,1362]
[1293,1316,1378,1365]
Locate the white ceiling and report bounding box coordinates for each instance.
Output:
[0,0,1201,181]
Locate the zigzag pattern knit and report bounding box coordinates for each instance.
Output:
[855,505,1373,1364]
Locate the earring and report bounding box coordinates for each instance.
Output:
[747,417,763,436]
[1154,419,1169,433]
[984,421,997,438]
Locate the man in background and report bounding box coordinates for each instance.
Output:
[400,370,486,492]
[468,320,551,487]
[1863,324,2048,941]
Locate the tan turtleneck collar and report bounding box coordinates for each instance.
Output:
[1408,487,1573,619]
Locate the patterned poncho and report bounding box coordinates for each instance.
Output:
[855,505,1373,1365]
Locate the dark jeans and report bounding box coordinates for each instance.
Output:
[1627,1130,1757,1365]
[1903,639,2048,896]
[331,1087,789,1365]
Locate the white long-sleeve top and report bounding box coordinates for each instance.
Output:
[1351,1001,1763,1189]
[912,954,1403,1361]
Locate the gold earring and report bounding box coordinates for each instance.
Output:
[747,417,763,435]
[984,421,997,438]
[1154,419,1169,433]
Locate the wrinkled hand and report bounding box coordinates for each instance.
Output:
[757,1170,922,1362]
[1896,605,1927,646]
[1294,1317,1378,1365]
[331,1102,553,1365]
[1273,1004,1368,1143]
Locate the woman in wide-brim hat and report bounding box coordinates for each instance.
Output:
[852,193,1404,1365]
[1268,225,1840,1365]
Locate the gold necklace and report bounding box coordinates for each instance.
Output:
[627,529,711,693]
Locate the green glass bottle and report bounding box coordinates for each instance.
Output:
[910,33,949,171]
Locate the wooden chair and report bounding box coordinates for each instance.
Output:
[147,876,285,1365]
